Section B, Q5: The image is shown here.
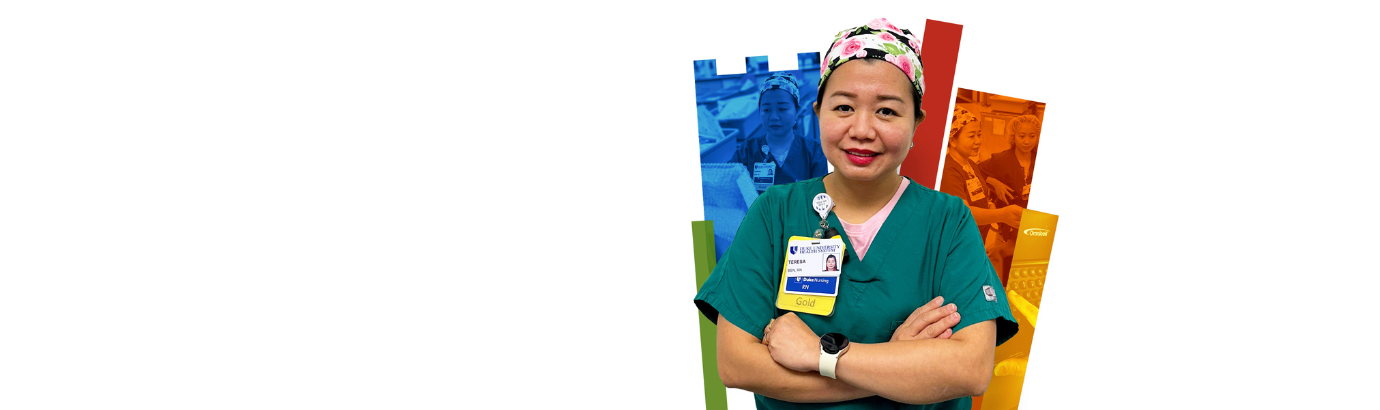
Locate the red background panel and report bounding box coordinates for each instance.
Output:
[900,19,963,189]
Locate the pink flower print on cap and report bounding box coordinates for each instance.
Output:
[818,18,925,104]
[840,38,866,59]
[885,54,913,80]
[869,18,900,32]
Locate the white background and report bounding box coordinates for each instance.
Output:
[4,1,1379,409]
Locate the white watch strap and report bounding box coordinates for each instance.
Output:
[820,353,839,379]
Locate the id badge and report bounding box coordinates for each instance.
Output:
[775,236,846,316]
[966,176,986,202]
[753,162,775,192]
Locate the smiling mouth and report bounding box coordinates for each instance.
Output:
[844,149,879,166]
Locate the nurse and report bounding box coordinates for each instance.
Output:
[695,18,1018,409]
[940,108,1025,282]
[730,72,830,193]
[980,114,1041,209]
[979,114,1041,280]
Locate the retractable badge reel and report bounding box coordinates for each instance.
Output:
[813,193,839,239]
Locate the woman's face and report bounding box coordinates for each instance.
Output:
[759,89,798,138]
[1012,123,1038,154]
[825,256,837,271]
[815,60,920,182]
[950,122,981,159]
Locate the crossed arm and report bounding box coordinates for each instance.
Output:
[715,297,997,405]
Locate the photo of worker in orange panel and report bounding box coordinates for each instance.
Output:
[981,114,1039,210]
[939,105,1023,283]
[938,91,1052,410]
[939,90,1046,284]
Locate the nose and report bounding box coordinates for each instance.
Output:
[844,114,878,141]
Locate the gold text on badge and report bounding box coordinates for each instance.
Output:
[796,297,816,307]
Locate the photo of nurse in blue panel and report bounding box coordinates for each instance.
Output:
[697,54,829,260]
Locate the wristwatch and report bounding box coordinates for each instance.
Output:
[819,332,850,379]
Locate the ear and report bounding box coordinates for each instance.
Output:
[912,109,926,135]
[813,101,820,116]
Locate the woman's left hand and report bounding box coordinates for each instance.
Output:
[762,312,821,373]
[987,178,1014,203]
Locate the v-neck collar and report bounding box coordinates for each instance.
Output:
[810,177,919,282]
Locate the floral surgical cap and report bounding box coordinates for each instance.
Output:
[820,18,925,102]
[950,105,978,138]
[759,72,802,106]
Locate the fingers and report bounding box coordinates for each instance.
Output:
[762,318,775,346]
[937,328,953,339]
[895,300,960,341]
[904,296,944,323]
[919,310,961,338]
[894,297,944,340]
[918,303,958,329]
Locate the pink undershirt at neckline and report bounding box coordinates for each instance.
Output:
[836,178,909,261]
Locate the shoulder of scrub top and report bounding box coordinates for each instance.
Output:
[901,178,967,215]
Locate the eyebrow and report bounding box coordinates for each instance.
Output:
[828,90,907,104]
[876,94,906,103]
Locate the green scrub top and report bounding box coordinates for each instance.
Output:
[694,176,1018,410]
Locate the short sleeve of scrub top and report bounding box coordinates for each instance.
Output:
[694,182,783,340]
[694,178,1018,409]
[936,194,1019,343]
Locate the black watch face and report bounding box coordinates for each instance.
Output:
[821,333,849,354]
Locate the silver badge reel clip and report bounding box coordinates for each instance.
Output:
[812,193,838,239]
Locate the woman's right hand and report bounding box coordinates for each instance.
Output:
[1000,205,1025,227]
[890,296,961,342]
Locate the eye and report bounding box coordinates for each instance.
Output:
[877,107,898,117]
[833,104,853,113]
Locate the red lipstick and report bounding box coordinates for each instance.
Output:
[845,149,878,166]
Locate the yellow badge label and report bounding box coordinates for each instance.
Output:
[775,236,845,316]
